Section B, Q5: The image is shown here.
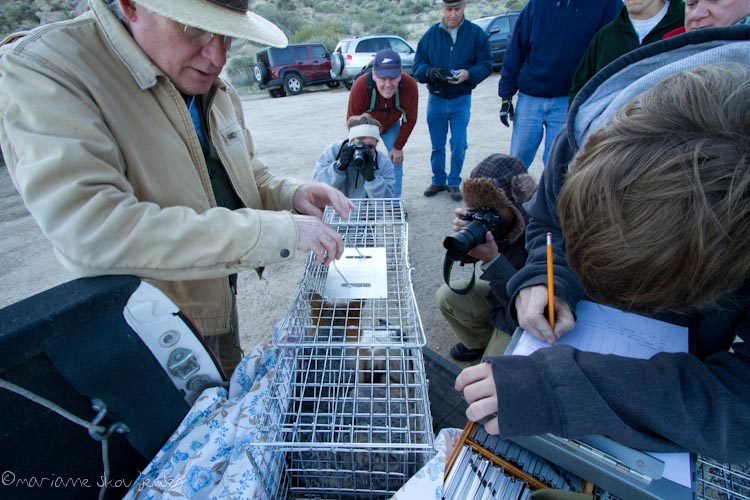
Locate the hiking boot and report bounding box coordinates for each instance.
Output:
[450,343,484,362]
[423,184,447,197]
[449,187,463,201]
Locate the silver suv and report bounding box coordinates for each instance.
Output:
[330,35,416,89]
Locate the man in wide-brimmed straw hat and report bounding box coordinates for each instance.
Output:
[0,0,355,375]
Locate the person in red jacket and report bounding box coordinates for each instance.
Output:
[347,49,418,198]
[662,0,749,37]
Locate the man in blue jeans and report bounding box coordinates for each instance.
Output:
[413,0,492,201]
[498,0,620,169]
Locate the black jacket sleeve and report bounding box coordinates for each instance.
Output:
[480,238,528,332]
[506,126,585,320]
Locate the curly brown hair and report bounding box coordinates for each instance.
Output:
[558,63,750,314]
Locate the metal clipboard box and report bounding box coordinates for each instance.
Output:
[505,328,694,500]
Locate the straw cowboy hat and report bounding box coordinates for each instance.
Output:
[134,0,288,47]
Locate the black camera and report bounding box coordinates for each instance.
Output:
[443,209,503,260]
[442,208,504,295]
[351,141,372,169]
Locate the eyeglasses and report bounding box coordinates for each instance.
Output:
[182,24,232,49]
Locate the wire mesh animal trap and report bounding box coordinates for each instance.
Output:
[274,198,425,348]
[252,199,435,499]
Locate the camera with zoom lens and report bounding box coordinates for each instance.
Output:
[443,208,503,261]
[351,141,372,170]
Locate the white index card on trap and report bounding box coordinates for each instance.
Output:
[323,247,387,299]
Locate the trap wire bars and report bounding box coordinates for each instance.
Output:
[253,199,435,499]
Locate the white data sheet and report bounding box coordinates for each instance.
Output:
[513,300,688,357]
[322,247,388,300]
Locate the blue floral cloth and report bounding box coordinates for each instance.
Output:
[391,427,461,500]
[124,345,280,500]
[124,345,457,500]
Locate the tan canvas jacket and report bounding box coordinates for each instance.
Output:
[0,0,305,335]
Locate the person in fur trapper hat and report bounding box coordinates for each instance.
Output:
[436,153,536,362]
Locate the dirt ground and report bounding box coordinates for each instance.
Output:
[0,71,544,368]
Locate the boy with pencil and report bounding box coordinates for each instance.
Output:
[456,29,750,465]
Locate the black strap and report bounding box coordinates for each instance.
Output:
[393,85,407,124]
[443,254,477,295]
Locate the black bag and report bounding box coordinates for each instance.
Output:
[0,275,224,499]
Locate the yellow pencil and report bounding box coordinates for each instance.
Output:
[546,232,555,329]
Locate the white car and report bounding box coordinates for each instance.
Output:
[330,35,416,89]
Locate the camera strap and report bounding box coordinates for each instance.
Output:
[442,255,477,295]
[335,139,349,163]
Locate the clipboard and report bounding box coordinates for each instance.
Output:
[502,300,696,500]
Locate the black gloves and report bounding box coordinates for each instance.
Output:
[499,99,514,127]
[337,142,356,170]
[361,161,376,182]
[425,67,447,84]
[353,143,377,181]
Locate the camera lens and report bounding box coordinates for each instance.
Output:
[352,142,367,169]
[443,220,487,255]
[353,150,366,169]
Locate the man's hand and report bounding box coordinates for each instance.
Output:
[452,208,499,263]
[337,142,355,170]
[390,148,404,166]
[452,207,469,231]
[515,285,575,344]
[425,67,447,84]
[293,183,354,220]
[468,232,499,263]
[455,362,500,435]
[499,99,514,127]
[449,68,469,84]
[293,214,344,266]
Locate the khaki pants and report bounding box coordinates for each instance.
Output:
[435,280,511,358]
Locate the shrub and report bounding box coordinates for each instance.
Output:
[292,19,345,50]
[225,55,255,87]
[275,0,296,11]
[0,1,37,37]
[314,1,339,14]
[417,0,433,13]
[252,4,304,39]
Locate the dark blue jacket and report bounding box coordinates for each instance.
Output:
[498,0,621,99]
[413,19,493,99]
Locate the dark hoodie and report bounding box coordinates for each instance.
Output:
[498,0,621,100]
